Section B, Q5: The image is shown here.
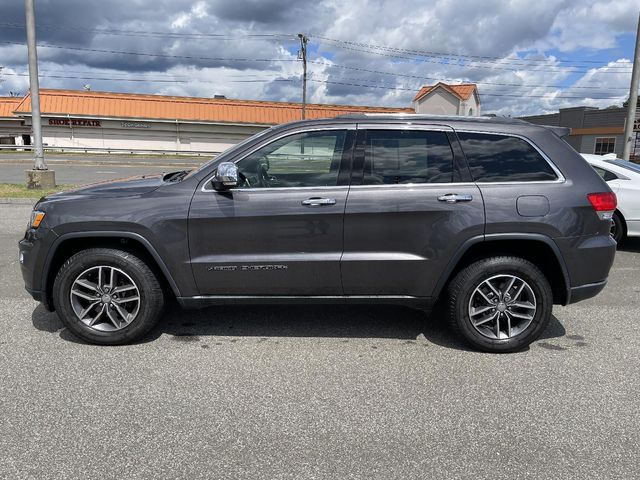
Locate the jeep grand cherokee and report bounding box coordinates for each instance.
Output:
[19,115,617,352]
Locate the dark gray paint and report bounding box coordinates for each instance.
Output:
[19,114,616,311]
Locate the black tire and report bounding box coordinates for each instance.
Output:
[447,256,552,353]
[53,248,165,345]
[610,211,625,244]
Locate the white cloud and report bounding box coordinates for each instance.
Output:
[0,0,637,116]
[171,1,208,29]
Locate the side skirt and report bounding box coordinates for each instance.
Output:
[177,295,433,311]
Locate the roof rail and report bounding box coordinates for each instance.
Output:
[335,112,527,124]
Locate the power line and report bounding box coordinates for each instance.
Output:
[5,69,630,97]
[308,60,631,90]
[0,41,299,64]
[310,34,631,68]
[0,22,295,40]
[2,71,288,84]
[1,40,630,98]
[1,70,627,100]
[308,79,626,99]
[1,21,624,71]
[7,61,630,93]
[0,41,627,74]
[312,41,632,74]
[13,68,286,79]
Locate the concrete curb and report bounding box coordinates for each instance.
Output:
[0,197,39,205]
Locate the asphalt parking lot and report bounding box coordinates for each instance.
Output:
[0,153,205,184]
[1,202,639,479]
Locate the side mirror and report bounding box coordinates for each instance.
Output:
[213,162,239,190]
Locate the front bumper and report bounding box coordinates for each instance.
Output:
[19,225,57,310]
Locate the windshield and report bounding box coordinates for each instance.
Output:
[606,160,640,175]
[193,126,276,173]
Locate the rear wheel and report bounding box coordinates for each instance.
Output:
[53,248,165,345]
[448,256,552,353]
[610,211,625,244]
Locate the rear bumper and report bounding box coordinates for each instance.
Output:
[555,234,616,299]
[566,279,608,305]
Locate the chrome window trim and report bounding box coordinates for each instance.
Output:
[453,129,566,184]
[222,185,350,193]
[202,125,567,192]
[201,125,356,192]
[348,182,476,189]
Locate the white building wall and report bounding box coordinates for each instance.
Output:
[0,119,29,145]
[414,90,460,115]
[462,94,481,116]
[414,88,480,116]
[27,116,268,153]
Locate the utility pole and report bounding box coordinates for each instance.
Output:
[25,0,44,169]
[298,33,308,120]
[24,0,55,188]
[623,11,640,161]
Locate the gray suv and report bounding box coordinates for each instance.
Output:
[19,115,617,352]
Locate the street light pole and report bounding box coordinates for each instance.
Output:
[622,11,640,161]
[25,0,45,170]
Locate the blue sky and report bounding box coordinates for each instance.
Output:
[0,0,638,116]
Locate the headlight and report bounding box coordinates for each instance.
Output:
[29,210,46,229]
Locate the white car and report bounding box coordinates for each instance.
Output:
[582,153,640,242]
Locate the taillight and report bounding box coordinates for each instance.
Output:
[587,192,617,211]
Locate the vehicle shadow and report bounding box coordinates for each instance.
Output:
[618,237,640,253]
[31,301,566,352]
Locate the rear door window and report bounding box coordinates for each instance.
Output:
[457,132,558,182]
[363,129,454,184]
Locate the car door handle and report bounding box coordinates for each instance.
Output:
[437,193,473,203]
[301,197,337,206]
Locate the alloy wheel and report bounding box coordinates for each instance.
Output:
[70,266,141,332]
[468,274,537,340]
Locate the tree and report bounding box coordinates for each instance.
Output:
[623,96,640,108]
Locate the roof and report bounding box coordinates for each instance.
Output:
[413,83,478,102]
[0,97,22,119]
[13,89,414,125]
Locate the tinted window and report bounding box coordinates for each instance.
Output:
[592,166,618,182]
[607,159,640,174]
[457,132,557,182]
[363,130,454,184]
[236,130,347,188]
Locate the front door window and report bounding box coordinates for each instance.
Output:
[236,130,347,189]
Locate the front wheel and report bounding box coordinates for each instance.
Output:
[53,248,165,345]
[447,256,552,353]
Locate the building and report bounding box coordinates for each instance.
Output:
[0,97,30,146]
[0,89,413,154]
[521,106,640,159]
[412,82,480,116]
